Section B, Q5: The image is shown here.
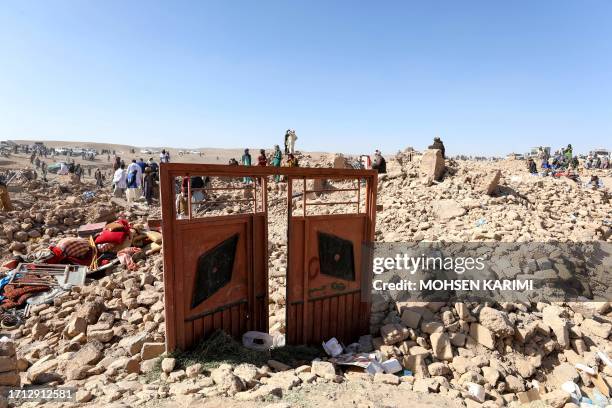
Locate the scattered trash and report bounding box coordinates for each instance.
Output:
[381,358,402,374]
[365,360,385,375]
[562,381,582,399]
[322,337,344,357]
[475,218,487,227]
[575,363,595,375]
[272,333,285,348]
[591,389,608,407]
[26,287,68,305]
[242,331,274,351]
[82,191,96,201]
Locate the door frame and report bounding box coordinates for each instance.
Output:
[160,163,377,352]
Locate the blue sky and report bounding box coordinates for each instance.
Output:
[1,1,611,155]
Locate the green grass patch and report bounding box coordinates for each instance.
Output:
[169,330,324,371]
[144,357,163,383]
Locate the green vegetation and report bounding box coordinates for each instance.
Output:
[170,330,324,371]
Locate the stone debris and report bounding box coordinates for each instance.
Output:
[0,151,610,406]
[419,149,445,182]
[0,340,19,387]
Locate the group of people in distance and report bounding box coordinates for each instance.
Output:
[230,144,298,183]
[111,150,169,205]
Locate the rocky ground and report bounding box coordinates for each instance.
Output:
[0,148,611,407]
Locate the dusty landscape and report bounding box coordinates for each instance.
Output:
[0,141,611,408]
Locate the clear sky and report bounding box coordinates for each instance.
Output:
[1,1,611,156]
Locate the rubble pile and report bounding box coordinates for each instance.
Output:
[0,180,120,260]
[0,150,610,406]
[378,154,611,243]
[365,299,612,406]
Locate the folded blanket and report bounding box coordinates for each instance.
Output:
[95,230,128,245]
[57,238,91,258]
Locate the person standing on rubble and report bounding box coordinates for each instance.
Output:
[287,130,298,154]
[284,130,290,155]
[564,144,573,164]
[126,166,141,202]
[94,168,104,188]
[241,149,252,184]
[75,164,83,181]
[143,166,156,206]
[41,162,47,181]
[147,157,159,174]
[428,137,446,159]
[127,159,143,190]
[112,163,127,197]
[527,158,537,174]
[257,149,267,166]
[271,145,282,182]
[371,150,387,174]
[286,153,299,167]
[0,174,12,211]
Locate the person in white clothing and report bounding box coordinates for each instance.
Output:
[160,149,170,164]
[127,159,142,187]
[112,164,127,197]
[125,159,143,202]
[287,129,298,154]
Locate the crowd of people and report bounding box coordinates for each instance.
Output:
[227,143,299,183]
[584,155,610,169]
[526,144,611,175]
[111,156,163,205]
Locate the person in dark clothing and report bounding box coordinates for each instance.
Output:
[371,150,387,174]
[257,149,267,166]
[190,176,205,189]
[137,158,146,173]
[428,137,446,158]
[527,158,537,174]
[113,157,121,171]
[143,167,156,205]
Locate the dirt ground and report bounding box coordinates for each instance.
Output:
[140,380,458,408]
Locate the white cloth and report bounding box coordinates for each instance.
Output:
[126,162,142,187]
[112,168,127,189]
[287,133,297,154]
[126,187,142,202]
[58,163,69,175]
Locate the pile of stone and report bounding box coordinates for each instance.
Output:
[0,339,20,388]
[377,150,611,243]
[15,254,165,403]
[0,181,119,259]
[365,299,612,406]
[0,149,610,406]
